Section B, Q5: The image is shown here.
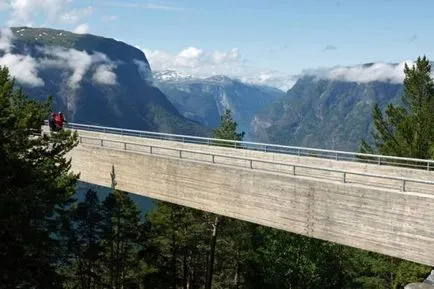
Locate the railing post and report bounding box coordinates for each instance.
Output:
[292,165,296,175]
[428,162,430,171]
[124,142,126,150]
[297,149,301,156]
[343,172,346,183]
[378,157,381,165]
[212,155,215,163]
[79,136,82,143]
[150,146,153,154]
[249,160,253,169]
[335,153,338,160]
[402,180,406,192]
[234,142,237,148]
[179,150,182,158]
[207,139,210,145]
[100,139,103,146]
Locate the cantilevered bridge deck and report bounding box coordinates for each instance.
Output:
[46,123,434,266]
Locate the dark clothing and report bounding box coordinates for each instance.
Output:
[49,113,67,131]
[49,113,57,131]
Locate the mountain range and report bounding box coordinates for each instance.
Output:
[251,76,404,151]
[2,27,208,136]
[152,70,284,140]
[1,26,412,152]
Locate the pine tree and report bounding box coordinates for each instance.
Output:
[361,56,434,159]
[212,109,245,147]
[144,201,209,289]
[100,166,145,289]
[0,66,79,288]
[60,189,104,289]
[359,56,433,287]
[205,109,245,289]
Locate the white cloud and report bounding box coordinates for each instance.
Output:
[239,71,297,91]
[0,53,44,87]
[142,46,294,90]
[39,46,117,89]
[144,46,241,71]
[93,64,117,85]
[5,0,93,26]
[40,46,93,89]
[302,61,422,83]
[73,23,89,34]
[0,27,14,52]
[133,59,153,83]
[0,27,43,86]
[0,27,118,89]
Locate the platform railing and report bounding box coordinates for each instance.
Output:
[60,122,434,171]
[76,135,434,193]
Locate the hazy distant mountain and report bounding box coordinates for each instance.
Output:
[251,75,404,151]
[2,27,209,136]
[153,70,284,139]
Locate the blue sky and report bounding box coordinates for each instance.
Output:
[0,0,433,88]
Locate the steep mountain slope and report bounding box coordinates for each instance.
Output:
[2,27,209,135]
[251,76,404,151]
[153,70,284,138]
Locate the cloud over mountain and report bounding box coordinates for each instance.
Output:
[4,0,93,26]
[0,28,117,87]
[301,60,427,83]
[140,45,295,90]
[143,46,240,71]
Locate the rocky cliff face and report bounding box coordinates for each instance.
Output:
[251,75,404,151]
[1,27,209,136]
[153,71,284,139]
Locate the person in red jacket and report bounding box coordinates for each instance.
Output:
[54,112,67,130]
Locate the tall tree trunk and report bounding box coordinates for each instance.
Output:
[171,209,177,289]
[387,256,395,289]
[183,253,188,289]
[234,250,240,289]
[205,216,220,289]
[115,206,121,289]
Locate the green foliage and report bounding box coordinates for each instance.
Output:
[0,65,78,288]
[212,109,245,148]
[358,55,433,288]
[213,109,245,141]
[361,56,434,159]
[60,189,104,289]
[59,167,149,289]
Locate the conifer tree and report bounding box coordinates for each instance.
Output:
[0,66,79,288]
[361,56,434,159]
[205,109,245,289]
[100,166,145,289]
[359,56,433,287]
[60,189,104,289]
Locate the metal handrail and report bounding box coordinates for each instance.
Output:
[77,135,434,193]
[59,122,434,171]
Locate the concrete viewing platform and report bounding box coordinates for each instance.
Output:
[44,123,434,266]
